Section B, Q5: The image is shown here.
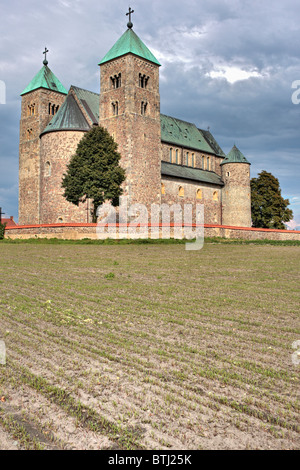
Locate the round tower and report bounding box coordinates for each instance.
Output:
[221,145,251,227]
[39,93,91,224]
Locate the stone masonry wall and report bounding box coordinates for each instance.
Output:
[19,89,67,225]
[161,176,222,225]
[5,223,300,241]
[99,55,162,210]
[40,131,90,224]
[221,162,252,227]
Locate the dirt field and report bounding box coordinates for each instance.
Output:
[0,240,299,450]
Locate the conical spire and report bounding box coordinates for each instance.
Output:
[220,145,250,165]
[99,28,160,66]
[21,50,67,96]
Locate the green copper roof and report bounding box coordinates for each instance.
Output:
[161,161,224,186]
[71,86,100,124]
[201,129,226,157]
[41,94,90,136]
[220,145,251,165]
[99,28,161,66]
[21,65,67,96]
[161,114,216,154]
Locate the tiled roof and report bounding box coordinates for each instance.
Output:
[1,217,17,227]
[161,161,224,186]
[161,114,217,154]
[221,145,250,165]
[71,86,100,125]
[21,65,67,96]
[200,129,226,157]
[99,28,161,66]
[41,94,90,136]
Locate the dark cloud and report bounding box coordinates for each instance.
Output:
[1,0,299,227]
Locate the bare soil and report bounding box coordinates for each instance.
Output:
[0,241,299,450]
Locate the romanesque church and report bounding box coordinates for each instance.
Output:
[18,13,251,227]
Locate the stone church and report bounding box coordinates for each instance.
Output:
[18,13,251,227]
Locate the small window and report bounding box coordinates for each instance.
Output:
[213,191,218,201]
[27,128,33,139]
[192,153,195,168]
[179,186,184,198]
[161,183,165,195]
[45,161,51,177]
[226,171,230,177]
[49,103,59,116]
[141,101,147,115]
[202,156,206,170]
[111,73,121,89]
[207,157,210,171]
[175,149,178,164]
[186,152,189,166]
[139,73,149,88]
[196,189,202,200]
[169,148,173,163]
[112,101,119,116]
[27,104,36,116]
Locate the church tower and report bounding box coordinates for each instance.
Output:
[99,10,162,210]
[19,49,67,225]
[221,145,251,227]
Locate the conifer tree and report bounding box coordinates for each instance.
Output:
[62,126,125,222]
[250,171,293,229]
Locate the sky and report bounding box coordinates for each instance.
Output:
[0,0,299,228]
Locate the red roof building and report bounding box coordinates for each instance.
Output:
[1,216,17,227]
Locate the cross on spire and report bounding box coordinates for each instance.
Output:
[126,7,134,29]
[43,47,49,66]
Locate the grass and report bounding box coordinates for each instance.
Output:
[0,240,299,449]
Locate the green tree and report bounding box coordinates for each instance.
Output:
[62,126,126,222]
[0,222,6,240]
[250,170,293,229]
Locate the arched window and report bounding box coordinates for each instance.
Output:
[196,189,202,200]
[179,186,184,198]
[213,191,218,201]
[202,156,206,170]
[112,101,119,116]
[111,73,121,89]
[207,157,210,171]
[169,148,173,163]
[139,73,149,88]
[141,101,147,115]
[27,104,36,116]
[45,161,51,177]
[48,103,59,116]
[161,183,165,195]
